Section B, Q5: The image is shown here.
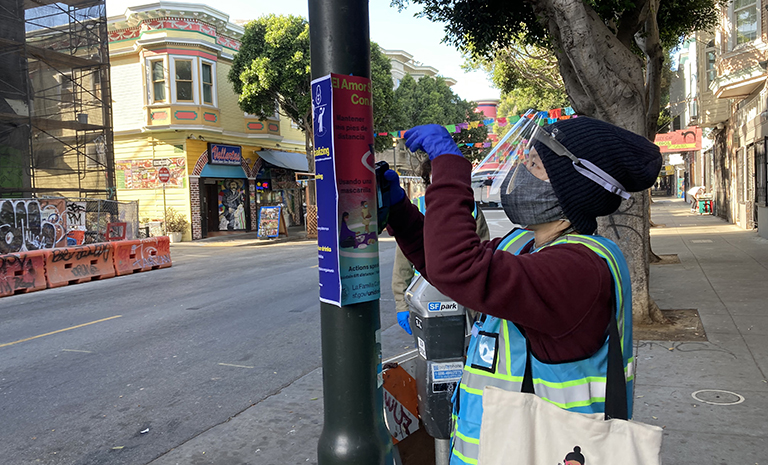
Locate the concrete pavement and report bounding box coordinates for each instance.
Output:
[149,198,768,464]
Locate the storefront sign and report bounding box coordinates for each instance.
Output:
[654,127,702,153]
[312,73,379,307]
[209,144,242,165]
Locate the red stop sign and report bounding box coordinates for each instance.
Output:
[158,167,171,183]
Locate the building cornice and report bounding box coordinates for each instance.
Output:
[108,2,243,50]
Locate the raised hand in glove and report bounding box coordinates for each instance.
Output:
[384,169,406,205]
[404,124,463,161]
[397,310,412,335]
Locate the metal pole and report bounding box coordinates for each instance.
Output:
[162,183,167,236]
[308,1,390,464]
[393,141,397,173]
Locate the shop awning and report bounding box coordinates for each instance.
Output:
[257,150,309,172]
[200,163,247,178]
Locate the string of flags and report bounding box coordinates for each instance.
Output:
[375,107,578,148]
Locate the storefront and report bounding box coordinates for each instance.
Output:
[253,150,309,227]
[187,141,308,239]
[198,144,252,236]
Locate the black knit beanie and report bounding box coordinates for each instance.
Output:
[533,117,662,235]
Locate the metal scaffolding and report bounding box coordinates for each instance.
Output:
[0,0,115,199]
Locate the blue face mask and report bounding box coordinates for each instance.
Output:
[500,165,564,228]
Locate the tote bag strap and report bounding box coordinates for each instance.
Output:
[519,310,628,420]
[604,310,628,420]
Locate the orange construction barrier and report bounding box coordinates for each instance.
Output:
[45,243,116,288]
[112,239,145,276]
[137,236,172,271]
[111,237,172,275]
[0,250,48,297]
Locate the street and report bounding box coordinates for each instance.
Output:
[0,210,512,465]
[0,239,379,465]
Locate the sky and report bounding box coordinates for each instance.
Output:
[104,0,501,102]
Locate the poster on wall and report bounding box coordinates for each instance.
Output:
[115,158,186,189]
[312,73,380,307]
[218,179,246,230]
[257,206,281,238]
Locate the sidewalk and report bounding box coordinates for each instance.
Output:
[635,197,767,464]
[173,225,312,247]
[148,197,768,465]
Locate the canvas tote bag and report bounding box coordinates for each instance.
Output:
[478,387,662,464]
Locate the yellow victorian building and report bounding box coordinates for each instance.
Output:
[107,1,308,240]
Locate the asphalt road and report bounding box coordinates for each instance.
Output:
[0,239,401,465]
[0,210,512,465]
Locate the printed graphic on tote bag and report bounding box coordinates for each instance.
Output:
[559,446,585,465]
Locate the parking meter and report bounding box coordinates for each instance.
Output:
[404,274,468,441]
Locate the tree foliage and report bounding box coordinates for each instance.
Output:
[371,43,399,153]
[466,39,570,137]
[229,14,311,139]
[228,17,399,162]
[392,74,487,162]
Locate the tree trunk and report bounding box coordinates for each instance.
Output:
[303,110,317,206]
[532,0,666,325]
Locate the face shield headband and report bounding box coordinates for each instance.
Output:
[532,126,631,200]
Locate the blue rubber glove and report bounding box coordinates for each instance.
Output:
[384,169,406,205]
[397,310,412,335]
[404,124,463,161]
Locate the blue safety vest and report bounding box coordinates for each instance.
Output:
[412,195,478,217]
[450,229,635,465]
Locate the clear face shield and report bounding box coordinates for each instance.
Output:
[471,111,544,205]
[472,113,631,206]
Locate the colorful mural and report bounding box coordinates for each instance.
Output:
[116,158,186,189]
[218,179,246,230]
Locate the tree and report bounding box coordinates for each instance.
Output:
[469,40,570,137]
[393,0,725,324]
[371,43,399,153]
[228,17,398,174]
[228,14,312,165]
[393,74,488,164]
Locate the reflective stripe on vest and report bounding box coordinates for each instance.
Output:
[450,232,633,465]
[412,196,479,218]
[414,196,426,214]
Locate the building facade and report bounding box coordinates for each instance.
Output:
[107,1,308,241]
[1,0,115,199]
[707,0,768,231]
[382,49,457,89]
[668,0,768,234]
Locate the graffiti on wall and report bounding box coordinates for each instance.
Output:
[65,202,87,230]
[218,179,246,230]
[0,199,67,254]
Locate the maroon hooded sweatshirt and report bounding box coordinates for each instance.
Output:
[386,155,613,363]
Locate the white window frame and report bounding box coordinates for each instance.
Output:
[199,58,217,107]
[147,57,168,104]
[729,0,761,50]
[170,56,198,104]
[704,41,717,88]
[144,56,170,106]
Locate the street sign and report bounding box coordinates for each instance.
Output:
[157,166,170,183]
